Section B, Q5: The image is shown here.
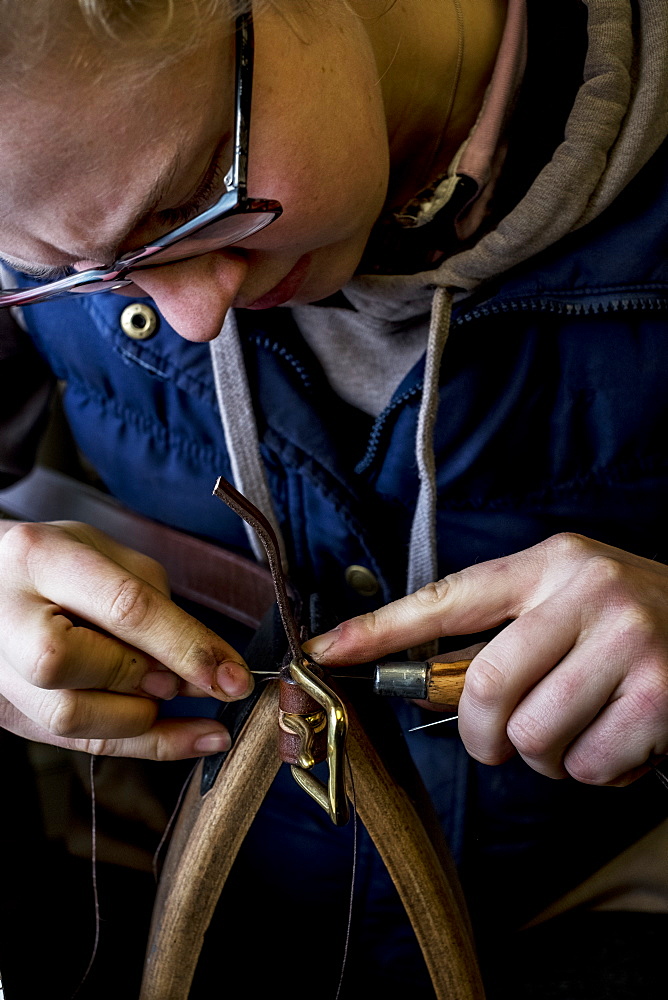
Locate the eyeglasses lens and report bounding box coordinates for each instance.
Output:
[140,210,279,266]
[68,210,279,296]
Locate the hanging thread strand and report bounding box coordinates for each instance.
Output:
[653,762,668,793]
[334,752,358,1000]
[70,756,100,999]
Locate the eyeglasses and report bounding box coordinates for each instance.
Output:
[0,11,282,309]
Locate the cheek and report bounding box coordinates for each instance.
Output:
[247,138,389,254]
[246,31,390,253]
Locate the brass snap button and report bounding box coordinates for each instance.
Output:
[120,303,158,340]
[345,564,379,597]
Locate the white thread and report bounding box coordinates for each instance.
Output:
[334,752,358,1000]
[70,756,100,998]
[408,714,459,733]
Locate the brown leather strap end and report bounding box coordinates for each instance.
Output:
[278,677,327,766]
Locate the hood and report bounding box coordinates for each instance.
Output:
[213,0,668,601]
[348,0,668,308]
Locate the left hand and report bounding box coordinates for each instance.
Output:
[303,533,668,786]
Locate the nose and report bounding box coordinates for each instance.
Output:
[125,252,249,342]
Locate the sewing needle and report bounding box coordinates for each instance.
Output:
[408,715,459,733]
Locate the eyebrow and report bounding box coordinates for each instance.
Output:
[0,132,231,279]
[80,131,232,263]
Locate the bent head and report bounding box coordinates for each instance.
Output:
[0,0,500,339]
[0,0,396,339]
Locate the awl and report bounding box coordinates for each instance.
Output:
[372,660,469,705]
[252,658,471,706]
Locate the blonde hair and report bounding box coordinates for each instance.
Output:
[0,0,262,78]
[0,1,374,82]
[75,0,250,41]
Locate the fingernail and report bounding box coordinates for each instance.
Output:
[194,731,232,755]
[141,671,179,700]
[302,627,341,660]
[216,660,253,699]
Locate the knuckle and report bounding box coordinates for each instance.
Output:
[179,632,225,674]
[83,739,115,757]
[464,655,507,708]
[83,733,166,761]
[564,747,604,785]
[609,606,659,652]
[412,577,452,608]
[27,637,69,689]
[151,735,176,762]
[542,532,592,561]
[0,521,50,569]
[581,554,626,593]
[43,691,84,739]
[339,608,386,642]
[115,650,147,689]
[343,610,374,633]
[107,577,155,629]
[506,710,553,759]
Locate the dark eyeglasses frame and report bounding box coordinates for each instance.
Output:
[0,10,282,309]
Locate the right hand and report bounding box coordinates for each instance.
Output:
[0,520,254,760]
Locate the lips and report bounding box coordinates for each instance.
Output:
[246,253,311,310]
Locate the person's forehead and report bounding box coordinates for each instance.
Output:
[1,133,196,263]
[0,37,234,265]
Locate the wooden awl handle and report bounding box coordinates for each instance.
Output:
[373,660,471,706]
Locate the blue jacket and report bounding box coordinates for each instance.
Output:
[10,123,668,941]
[15,126,668,601]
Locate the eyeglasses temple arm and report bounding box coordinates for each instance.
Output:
[231,12,253,197]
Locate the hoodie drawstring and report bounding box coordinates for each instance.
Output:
[210,312,288,571]
[407,286,453,597]
[211,287,452,608]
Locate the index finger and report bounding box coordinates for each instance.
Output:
[302,536,599,665]
[13,525,253,700]
[303,565,524,665]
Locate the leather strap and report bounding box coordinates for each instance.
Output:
[213,475,302,661]
[141,683,283,1000]
[0,466,275,630]
[140,684,486,1000]
[213,474,328,766]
